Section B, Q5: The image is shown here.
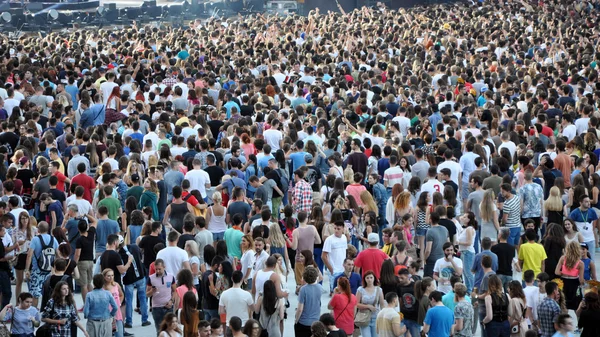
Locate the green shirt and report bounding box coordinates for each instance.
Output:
[223,227,244,259]
[126,185,144,203]
[98,197,121,220]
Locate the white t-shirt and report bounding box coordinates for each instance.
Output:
[240,250,255,278]
[102,158,119,171]
[437,161,462,184]
[323,234,348,274]
[263,129,283,151]
[67,198,92,217]
[562,124,577,141]
[433,257,463,294]
[421,179,445,200]
[392,116,411,136]
[184,169,211,198]
[100,81,119,105]
[219,287,254,325]
[575,117,590,135]
[498,141,517,160]
[156,246,189,279]
[524,285,545,323]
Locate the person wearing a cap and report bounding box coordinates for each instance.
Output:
[353,232,389,279]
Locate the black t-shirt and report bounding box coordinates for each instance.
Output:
[75,227,96,261]
[491,242,515,276]
[346,152,368,177]
[328,330,347,337]
[118,245,146,285]
[397,281,418,321]
[240,105,254,117]
[444,181,459,197]
[209,151,224,167]
[0,131,20,155]
[207,120,224,139]
[16,169,35,190]
[202,270,219,310]
[205,166,225,187]
[49,188,66,205]
[101,250,124,286]
[438,219,457,241]
[177,234,196,250]
[304,165,322,192]
[0,241,9,272]
[139,235,165,269]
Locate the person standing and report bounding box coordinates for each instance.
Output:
[519,171,544,234]
[322,221,348,295]
[100,234,133,289]
[146,259,177,333]
[354,233,389,278]
[294,267,322,337]
[537,281,561,337]
[219,271,253,326]
[423,291,454,337]
[453,283,474,337]
[156,231,191,279]
[24,221,58,309]
[491,228,516,291]
[500,183,522,247]
[376,292,406,337]
[292,170,313,215]
[518,229,547,279]
[332,258,362,295]
[570,195,598,256]
[424,211,449,278]
[433,242,463,294]
[467,176,485,253]
[396,268,420,337]
[118,238,150,328]
[42,281,89,337]
[85,272,119,337]
[328,277,357,336]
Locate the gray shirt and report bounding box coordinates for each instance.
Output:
[425,225,449,263]
[467,189,485,224]
[195,229,213,264]
[478,270,496,316]
[172,97,189,111]
[412,160,430,183]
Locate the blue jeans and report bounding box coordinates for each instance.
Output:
[507,227,521,246]
[460,250,475,293]
[474,227,481,254]
[125,277,149,325]
[313,247,324,275]
[585,240,596,258]
[359,313,377,337]
[498,274,513,293]
[212,232,225,241]
[330,272,343,293]
[485,320,510,337]
[115,319,123,337]
[0,270,11,308]
[204,309,218,321]
[151,307,172,333]
[403,319,421,337]
[478,306,487,337]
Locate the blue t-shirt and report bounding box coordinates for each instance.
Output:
[298,283,322,326]
[289,151,307,172]
[333,272,362,295]
[48,201,64,228]
[30,234,59,271]
[95,219,120,254]
[472,250,498,289]
[424,305,454,337]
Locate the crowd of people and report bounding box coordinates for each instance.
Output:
[0,0,600,337]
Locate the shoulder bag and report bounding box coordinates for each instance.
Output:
[355,287,380,328]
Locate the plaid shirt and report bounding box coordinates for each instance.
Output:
[41,299,79,337]
[293,179,313,214]
[537,297,560,337]
[162,76,177,88]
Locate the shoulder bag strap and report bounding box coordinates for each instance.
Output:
[334,297,352,322]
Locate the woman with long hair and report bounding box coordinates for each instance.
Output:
[159,312,182,337]
[480,189,500,243]
[269,223,291,275]
[138,178,159,221]
[392,190,411,225]
[356,271,384,337]
[298,250,324,286]
[242,319,262,337]
[507,281,527,337]
[458,212,477,294]
[413,191,430,266]
[310,206,326,273]
[206,192,227,243]
[407,176,421,207]
[122,196,140,233]
[556,241,585,310]
[185,241,201,294]
[175,269,198,310]
[102,268,124,337]
[240,235,255,289]
[378,259,398,296]
[544,223,566,280]
[415,277,435,326]
[13,210,36,299]
[545,186,567,227]
[254,280,284,337]
[179,291,200,337]
[86,142,100,178]
[327,277,357,336]
[577,291,600,336]
[42,281,88,337]
[564,218,584,244]
[482,275,512,337]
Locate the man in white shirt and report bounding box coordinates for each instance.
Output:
[272,65,286,87]
[497,131,517,159]
[561,114,577,141]
[433,243,463,294]
[383,155,404,189]
[155,231,191,280]
[437,150,462,184]
[421,167,445,204]
[99,72,119,105]
[263,119,283,151]
[575,105,592,135]
[3,89,21,117]
[184,159,211,200]
[322,222,349,294]
[392,107,411,137]
[459,142,480,202]
[219,271,254,326]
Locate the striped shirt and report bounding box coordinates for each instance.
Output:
[502,194,521,227]
[383,166,404,187]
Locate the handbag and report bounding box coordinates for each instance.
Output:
[0,321,9,337]
[36,301,55,337]
[355,287,380,328]
[510,302,525,334]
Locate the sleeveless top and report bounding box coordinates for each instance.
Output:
[207,206,227,234]
[491,293,509,322]
[565,233,579,245]
[583,258,592,280]
[109,285,123,321]
[295,226,315,259]
[417,209,429,230]
[458,227,475,253]
[561,259,580,278]
[254,270,275,302]
[170,203,190,233]
[357,286,381,317]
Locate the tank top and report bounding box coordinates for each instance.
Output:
[108,285,123,321]
[254,270,275,302]
[561,259,580,278]
[296,226,315,259]
[417,209,429,230]
[491,293,508,322]
[207,206,227,234]
[583,258,592,280]
[458,227,475,253]
[170,203,190,233]
[565,233,579,245]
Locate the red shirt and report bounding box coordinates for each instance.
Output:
[71,173,96,203]
[354,248,389,278]
[53,171,68,192]
[329,293,357,334]
[528,125,554,138]
[181,191,199,206]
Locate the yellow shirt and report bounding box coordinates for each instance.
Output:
[518,242,547,275]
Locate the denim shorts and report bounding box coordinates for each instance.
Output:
[416,228,428,237]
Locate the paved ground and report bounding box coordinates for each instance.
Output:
[16,249,600,337]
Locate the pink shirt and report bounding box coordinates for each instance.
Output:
[345,184,367,206]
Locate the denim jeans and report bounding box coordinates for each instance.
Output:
[460,250,475,293]
[151,307,172,333]
[0,270,11,308]
[474,227,481,254]
[585,240,596,258]
[359,313,377,337]
[497,274,513,293]
[212,232,225,241]
[125,277,149,325]
[329,272,343,293]
[478,304,487,337]
[403,319,421,337]
[115,319,123,337]
[485,320,510,337]
[507,227,521,246]
[313,247,324,275]
[203,309,219,322]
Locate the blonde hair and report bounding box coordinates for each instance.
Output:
[185,240,200,257]
[395,191,411,211]
[343,166,354,182]
[360,191,378,216]
[212,191,222,204]
[11,150,23,165]
[565,241,581,270]
[544,186,563,211]
[269,223,286,248]
[480,189,496,222]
